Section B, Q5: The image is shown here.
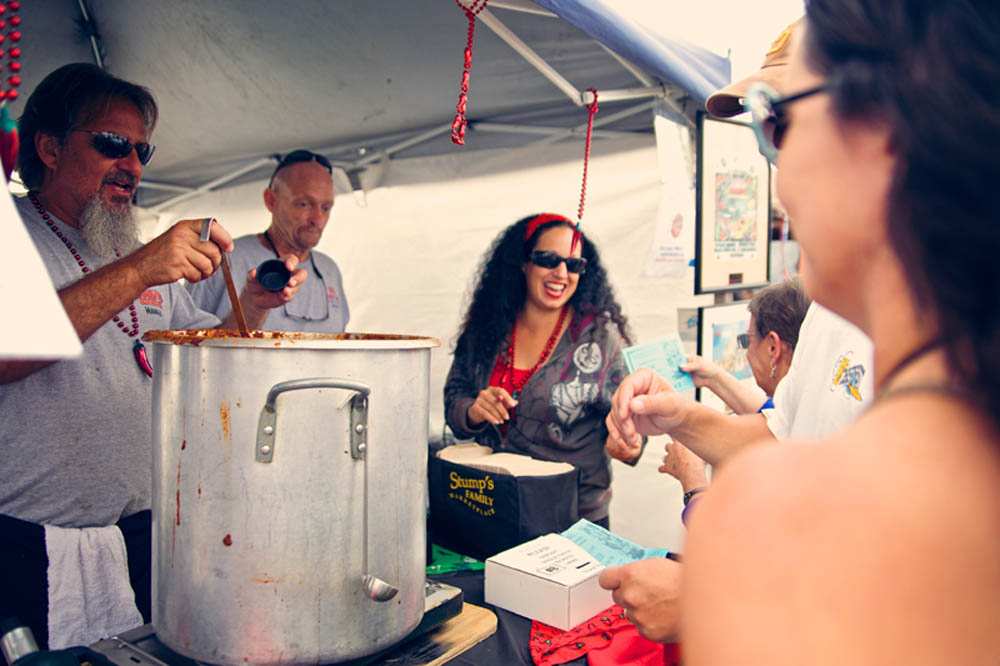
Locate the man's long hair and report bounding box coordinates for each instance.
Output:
[17,63,158,190]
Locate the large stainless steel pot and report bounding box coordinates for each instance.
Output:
[145,330,439,665]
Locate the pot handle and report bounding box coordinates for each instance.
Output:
[253,377,399,602]
[255,378,370,463]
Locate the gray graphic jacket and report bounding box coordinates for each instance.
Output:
[444,312,640,521]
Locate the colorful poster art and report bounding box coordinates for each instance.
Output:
[712,320,752,381]
[697,301,759,414]
[695,115,771,293]
[713,170,759,258]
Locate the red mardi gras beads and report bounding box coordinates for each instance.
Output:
[29,193,142,340]
[571,88,599,252]
[505,305,569,400]
[450,0,490,145]
[0,0,19,100]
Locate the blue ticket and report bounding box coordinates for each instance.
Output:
[561,519,669,567]
[621,335,694,392]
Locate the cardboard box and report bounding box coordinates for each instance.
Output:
[484,533,612,630]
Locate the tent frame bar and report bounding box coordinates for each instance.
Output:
[140,100,660,207]
[473,122,637,139]
[478,8,582,105]
[139,181,193,194]
[150,157,276,212]
[478,9,669,108]
[526,100,656,149]
[144,6,692,209]
[488,0,557,18]
[600,44,655,87]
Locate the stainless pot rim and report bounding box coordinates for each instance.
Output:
[143,329,441,350]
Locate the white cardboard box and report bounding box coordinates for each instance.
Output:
[484,533,612,630]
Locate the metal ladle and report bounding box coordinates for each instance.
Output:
[255,380,399,602]
[360,416,399,602]
[199,218,250,337]
[363,573,398,602]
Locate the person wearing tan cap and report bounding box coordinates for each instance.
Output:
[598,17,869,646]
[705,18,800,119]
[606,0,1000,661]
[604,18,873,486]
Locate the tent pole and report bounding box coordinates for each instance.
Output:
[350,124,452,169]
[149,157,276,212]
[473,122,638,140]
[599,45,655,87]
[589,86,667,104]
[526,101,657,148]
[477,9,583,106]
[137,181,193,194]
[76,0,106,69]
[488,0,557,17]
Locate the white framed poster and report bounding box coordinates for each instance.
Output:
[695,113,771,294]
[696,301,757,414]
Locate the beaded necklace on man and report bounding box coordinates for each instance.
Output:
[29,192,153,377]
[503,306,568,401]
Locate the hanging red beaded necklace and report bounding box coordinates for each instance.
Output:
[29,192,153,377]
[504,306,569,400]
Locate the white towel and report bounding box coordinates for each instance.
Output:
[44,523,144,649]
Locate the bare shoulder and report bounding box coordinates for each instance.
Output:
[681,401,1000,666]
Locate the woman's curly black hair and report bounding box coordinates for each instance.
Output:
[453,214,632,374]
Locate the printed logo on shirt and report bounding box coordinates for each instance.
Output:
[139,289,164,317]
[327,287,340,307]
[550,372,599,426]
[831,353,865,402]
[572,342,602,374]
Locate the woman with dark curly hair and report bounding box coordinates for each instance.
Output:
[444,213,640,527]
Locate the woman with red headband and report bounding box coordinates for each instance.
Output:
[444,213,639,528]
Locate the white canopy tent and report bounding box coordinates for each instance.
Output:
[7,0,736,549]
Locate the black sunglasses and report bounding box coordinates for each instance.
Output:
[270,149,333,184]
[73,130,155,166]
[744,82,830,163]
[529,250,587,274]
[736,333,750,349]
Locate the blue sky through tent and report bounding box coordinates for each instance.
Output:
[604,0,804,84]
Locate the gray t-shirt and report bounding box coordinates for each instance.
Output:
[186,234,349,333]
[0,196,220,527]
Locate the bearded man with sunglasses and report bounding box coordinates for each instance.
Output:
[0,63,307,649]
[188,149,349,332]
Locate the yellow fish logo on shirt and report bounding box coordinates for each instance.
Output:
[832,354,865,402]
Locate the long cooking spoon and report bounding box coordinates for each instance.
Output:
[200,218,250,337]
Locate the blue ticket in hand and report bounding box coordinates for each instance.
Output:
[621,335,694,392]
[562,519,669,566]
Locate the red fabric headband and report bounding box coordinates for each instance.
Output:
[524,213,574,241]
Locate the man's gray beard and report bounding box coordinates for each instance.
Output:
[80,196,142,263]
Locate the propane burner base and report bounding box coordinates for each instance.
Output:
[89,581,463,665]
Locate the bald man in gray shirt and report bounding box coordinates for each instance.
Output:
[188,150,350,332]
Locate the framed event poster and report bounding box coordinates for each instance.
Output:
[695,113,771,294]
[696,302,757,414]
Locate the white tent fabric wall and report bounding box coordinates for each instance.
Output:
[157,134,706,550]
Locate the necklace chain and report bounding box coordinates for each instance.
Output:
[876,337,943,398]
[506,307,568,399]
[29,193,140,338]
